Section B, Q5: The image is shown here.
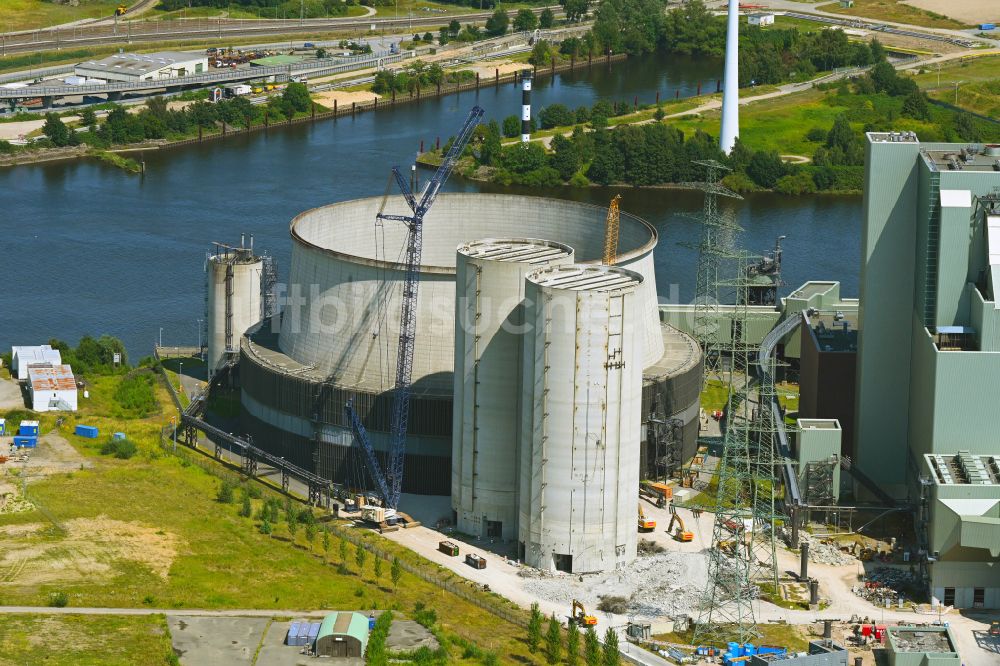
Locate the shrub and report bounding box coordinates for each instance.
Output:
[805,127,827,142]
[775,171,817,195]
[49,591,69,607]
[113,373,158,417]
[100,438,138,459]
[413,601,437,628]
[217,480,235,503]
[597,595,628,614]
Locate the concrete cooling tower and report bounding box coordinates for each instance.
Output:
[239,193,702,497]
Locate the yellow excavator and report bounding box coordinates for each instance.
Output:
[571,600,597,626]
[637,503,656,532]
[667,507,694,542]
[115,4,128,16]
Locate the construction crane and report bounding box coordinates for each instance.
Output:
[344,105,485,512]
[571,600,598,626]
[602,194,621,265]
[638,503,656,532]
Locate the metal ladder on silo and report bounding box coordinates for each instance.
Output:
[923,178,941,326]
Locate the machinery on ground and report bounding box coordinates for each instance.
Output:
[638,503,656,532]
[668,506,694,542]
[640,480,672,507]
[990,620,1000,637]
[345,105,485,512]
[571,600,597,626]
[115,4,127,16]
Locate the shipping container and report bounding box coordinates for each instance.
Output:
[0,418,5,435]
[296,621,312,646]
[307,622,320,643]
[438,540,460,556]
[286,622,300,645]
[75,424,99,439]
[19,420,39,436]
[13,436,37,448]
[465,553,486,569]
[113,432,127,440]
[980,23,995,31]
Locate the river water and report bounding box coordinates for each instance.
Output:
[0,52,861,357]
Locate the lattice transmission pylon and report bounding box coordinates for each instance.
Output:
[694,251,781,646]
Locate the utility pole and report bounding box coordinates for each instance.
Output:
[954,81,964,105]
[159,327,163,348]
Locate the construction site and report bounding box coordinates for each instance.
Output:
[146,47,1000,657]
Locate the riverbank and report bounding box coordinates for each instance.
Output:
[0,53,629,171]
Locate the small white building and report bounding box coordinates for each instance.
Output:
[28,365,78,412]
[749,13,775,27]
[74,51,209,84]
[11,345,62,381]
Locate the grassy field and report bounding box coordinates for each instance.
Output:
[0,371,534,664]
[654,622,812,651]
[818,0,969,29]
[910,54,1000,116]
[0,614,175,666]
[0,0,124,31]
[147,4,370,21]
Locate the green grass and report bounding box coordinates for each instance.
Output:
[654,622,811,650]
[700,379,730,414]
[0,614,175,666]
[912,54,1000,88]
[0,0,125,31]
[818,0,969,29]
[0,371,535,663]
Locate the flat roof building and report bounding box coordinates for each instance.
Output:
[885,626,960,666]
[74,52,208,83]
[11,345,62,380]
[28,364,77,412]
[799,309,858,458]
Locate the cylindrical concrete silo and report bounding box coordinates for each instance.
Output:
[207,239,263,377]
[452,239,574,541]
[518,265,644,573]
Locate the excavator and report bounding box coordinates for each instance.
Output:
[667,506,694,542]
[115,4,128,16]
[571,600,597,627]
[637,503,656,532]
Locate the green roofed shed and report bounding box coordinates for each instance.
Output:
[315,612,369,657]
[250,55,303,67]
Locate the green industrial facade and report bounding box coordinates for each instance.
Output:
[854,134,1000,608]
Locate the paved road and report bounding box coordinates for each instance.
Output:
[0,606,330,617]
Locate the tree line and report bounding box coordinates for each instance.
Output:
[38,83,313,150]
[460,55,994,194]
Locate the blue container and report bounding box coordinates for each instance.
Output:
[113,432,127,440]
[13,436,37,448]
[286,622,300,646]
[307,622,320,643]
[296,622,311,646]
[368,615,376,630]
[74,424,99,439]
[980,23,995,30]
[0,419,6,435]
[19,421,39,436]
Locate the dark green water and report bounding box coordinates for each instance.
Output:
[0,51,860,356]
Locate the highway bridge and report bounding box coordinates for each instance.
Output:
[0,7,561,56]
[0,50,410,104]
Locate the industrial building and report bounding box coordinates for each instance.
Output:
[798,308,857,457]
[239,195,702,509]
[27,365,77,412]
[314,612,369,657]
[73,52,208,83]
[884,626,960,666]
[451,239,575,541]
[204,238,273,378]
[518,265,644,572]
[10,345,62,380]
[851,136,1000,607]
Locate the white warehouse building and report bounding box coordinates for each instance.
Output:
[74,52,208,83]
[28,365,78,412]
[11,345,62,380]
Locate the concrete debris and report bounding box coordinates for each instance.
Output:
[891,629,951,652]
[801,534,855,566]
[853,566,916,604]
[520,551,708,620]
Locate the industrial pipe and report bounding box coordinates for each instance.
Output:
[800,541,810,580]
[823,619,833,639]
[809,579,820,606]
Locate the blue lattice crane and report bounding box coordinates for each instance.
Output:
[345,105,485,511]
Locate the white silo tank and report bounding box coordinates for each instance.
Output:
[518,264,644,573]
[207,239,263,377]
[452,239,574,541]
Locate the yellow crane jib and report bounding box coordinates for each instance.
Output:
[602,194,621,265]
